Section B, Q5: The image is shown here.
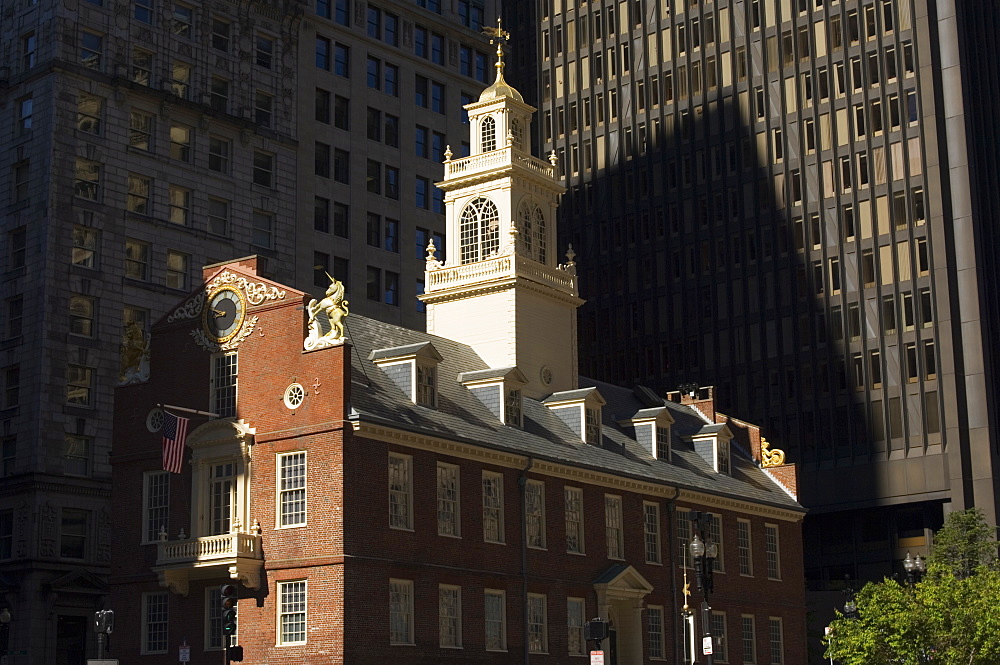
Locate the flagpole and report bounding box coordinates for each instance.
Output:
[158,403,220,418]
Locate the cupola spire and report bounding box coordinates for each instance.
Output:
[419,30,583,398]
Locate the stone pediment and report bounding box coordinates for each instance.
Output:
[47,568,108,594]
[593,564,654,599]
[187,419,255,449]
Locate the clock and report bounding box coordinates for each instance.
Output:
[203,285,247,343]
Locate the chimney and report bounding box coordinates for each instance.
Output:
[666,385,718,423]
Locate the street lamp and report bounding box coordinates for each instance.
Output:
[689,512,719,664]
[903,552,926,585]
[0,607,11,658]
[841,577,858,620]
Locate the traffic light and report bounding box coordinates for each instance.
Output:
[220,584,238,638]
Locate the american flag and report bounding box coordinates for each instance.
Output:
[161,412,189,474]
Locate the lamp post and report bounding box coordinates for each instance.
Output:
[0,608,10,664]
[841,576,858,620]
[903,552,926,586]
[689,511,719,664]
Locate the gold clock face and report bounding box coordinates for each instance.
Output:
[203,286,247,343]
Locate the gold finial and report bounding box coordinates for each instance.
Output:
[682,571,691,612]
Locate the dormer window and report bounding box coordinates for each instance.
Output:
[460,367,528,427]
[585,408,601,445]
[656,426,671,460]
[460,197,500,263]
[481,115,496,151]
[416,363,437,407]
[689,423,734,475]
[370,342,443,407]
[620,408,674,461]
[718,440,731,474]
[505,388,522,427]
[543,388,606,445]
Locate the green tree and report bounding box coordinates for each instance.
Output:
[825,509,1000,665]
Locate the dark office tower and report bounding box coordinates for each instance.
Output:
[0,0,491,659]
[513,0,1000,655]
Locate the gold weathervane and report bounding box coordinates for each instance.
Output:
[482,17,510,44]
[682,572,691,612]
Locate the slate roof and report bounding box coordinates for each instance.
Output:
[342,314,803,513]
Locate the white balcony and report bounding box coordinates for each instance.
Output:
[443,146,556,182]
[154,532,263,595]
[426,253,577,297]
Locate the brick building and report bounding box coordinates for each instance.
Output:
[110,57,806,664]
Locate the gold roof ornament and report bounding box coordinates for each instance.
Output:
[760,437,786,468]
[304,272,350,350]
[478,18,524,103]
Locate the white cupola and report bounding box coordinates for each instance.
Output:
[419,26,583,399]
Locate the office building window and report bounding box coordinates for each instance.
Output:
[256,35,274,68]
[769,617,784,664]
[648,606,665,659]
[211,352,237,417]
[209,137,230,173]
[738,519,753,576]
[80,32,103,70]
[253,152,274,187]
[251,211,273,249]
[712,611,729,662]
[565,487,584,553]
[742,615,757,664]
[66,365,94,406]
[61,508,89,558]
[211,18,230,52]
[568,597,586,655]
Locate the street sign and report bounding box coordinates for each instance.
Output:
[178,644,191,662]
[702,636,714,655]
[590,650,605,665]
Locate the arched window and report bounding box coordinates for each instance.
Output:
[511,118,524,149]
[481,116,496,152]
[460,197,500,263]
[518,201,547,263]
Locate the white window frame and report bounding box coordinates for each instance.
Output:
[712,610,729,662]
[768,617,784,664]
[484,589,507,651]
[677,508,692,568]
[648,605,666,660]
[141,592,169,654]
[741,614,757,664]
[525,479,546,549]
[142,470,170,543]
[605,494,624,560]
[277,580,307,645]
[439,584,462,648]
[437,462,460,537]
[567,597,586,656]
[482,471,505,543]
[277,451,307,528]
[643,501,662,564]
[709,513,725,573]
[765,524,781,580]
[389,578,414,645]
[737,518,754,577]
[211,352,238,418]
[565,486,585,554]
[527,593,548,653]
[388,453,413,530]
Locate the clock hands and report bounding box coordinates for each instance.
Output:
[213,308,227,317]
